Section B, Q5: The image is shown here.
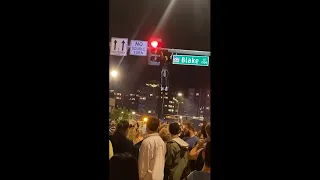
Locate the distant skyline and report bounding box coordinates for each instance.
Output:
[110,83,210,97]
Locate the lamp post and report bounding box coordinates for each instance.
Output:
[175,92,183,115]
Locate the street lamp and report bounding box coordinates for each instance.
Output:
[111,70,118,78]
[175,93,183,115]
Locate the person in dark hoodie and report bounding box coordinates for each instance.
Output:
[109,120,134,156]
[164,122,189,180]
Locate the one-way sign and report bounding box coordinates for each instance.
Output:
[110,37,128,56]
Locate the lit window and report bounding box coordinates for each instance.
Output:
[207,94,210,97]
[148,110,151,113]
[196,93,199,96]
[132,102,134,104]
[150,94,153,96]
[206,107,210,110]
[165,96,168,99]
[164,105,167,107]
[165,92,168,95]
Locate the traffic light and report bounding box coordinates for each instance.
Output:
[148,38,162,66]
[149,38,162,49]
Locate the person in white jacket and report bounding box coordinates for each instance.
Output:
[138,117,166,180]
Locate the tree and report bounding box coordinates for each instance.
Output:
[109,108,131,123]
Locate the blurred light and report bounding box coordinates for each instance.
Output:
[148,110,151,113]
[111,70,118,77]
[132,111,136,115]
[151,41,158,48]
[121,111,124,113]
[180,116,183,119]
[178,93,183,96]
[143,117,148,122]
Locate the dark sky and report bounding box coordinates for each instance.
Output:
[109,0,211,93]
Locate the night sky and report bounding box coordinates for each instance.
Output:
[109,0,211,93]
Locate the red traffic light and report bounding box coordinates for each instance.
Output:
[149,38,162,49]
[151,41,158,48]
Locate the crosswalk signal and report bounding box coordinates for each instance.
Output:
[148,38,162,66]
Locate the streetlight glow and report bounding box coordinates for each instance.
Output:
[177,92,183,97]
[111,70,118,77]
[143,117,148,122]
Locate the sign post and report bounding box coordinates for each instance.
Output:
[172,55,209,66]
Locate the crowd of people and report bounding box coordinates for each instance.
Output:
[109,117,211,180]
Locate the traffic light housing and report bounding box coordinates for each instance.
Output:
[148,38,162,66]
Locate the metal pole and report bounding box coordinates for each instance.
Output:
[109,42,211,56]
[177,102,180,115]
[167,49,210,56]
[161,93,164,118]
[198,89,201,117]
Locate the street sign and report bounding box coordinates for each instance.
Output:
[130,40,148,56]
[110,37,128,56]
[172,55,209,66]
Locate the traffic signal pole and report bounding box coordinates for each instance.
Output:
[108,42,211,56]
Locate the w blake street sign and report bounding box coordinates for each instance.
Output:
[172,55,209,66]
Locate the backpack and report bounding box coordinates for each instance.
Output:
[165,141,190,180]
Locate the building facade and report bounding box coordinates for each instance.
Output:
[182,88,211,120]
[138,81,160,116]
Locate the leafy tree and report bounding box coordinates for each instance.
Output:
[109,108,131,123]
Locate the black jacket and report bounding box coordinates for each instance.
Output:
[133,140,143,160]
[109,133,134,156]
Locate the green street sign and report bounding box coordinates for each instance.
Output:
[172,55,209,66]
